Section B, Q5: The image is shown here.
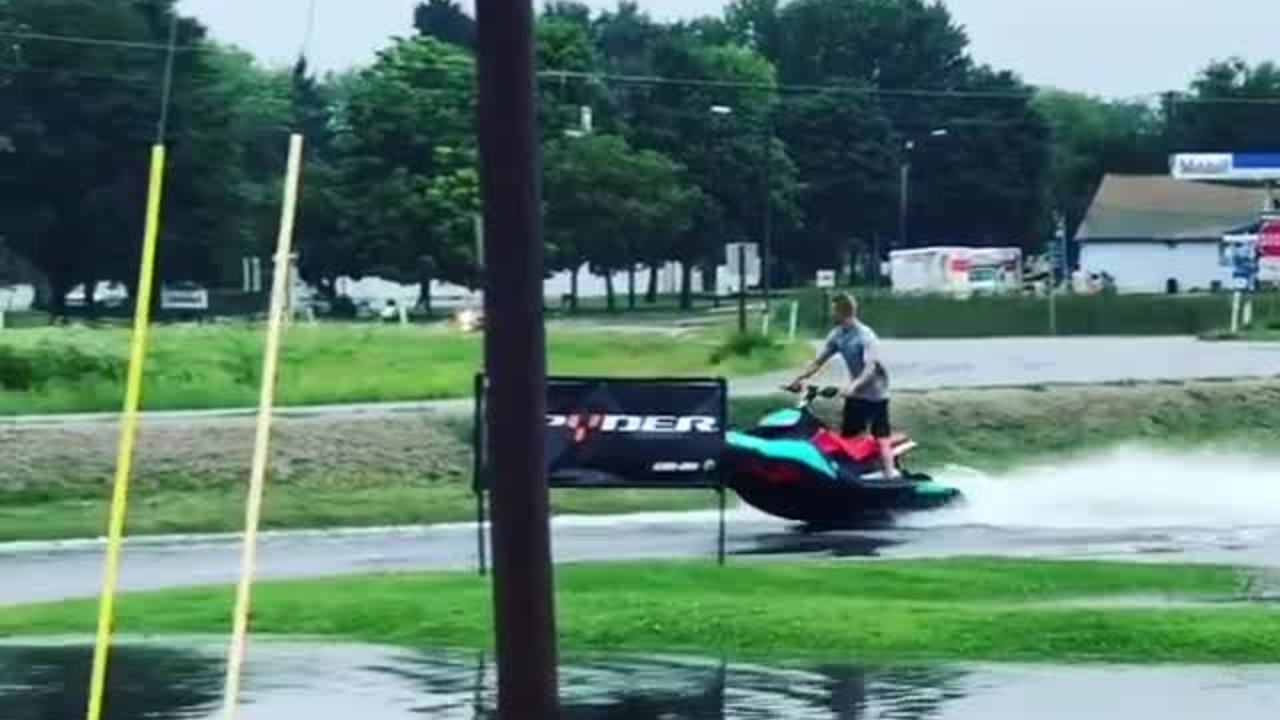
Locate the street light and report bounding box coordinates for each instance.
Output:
[708,103,775,323]
[898,127,950,254]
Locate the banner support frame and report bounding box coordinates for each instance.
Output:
[470,374,730,574]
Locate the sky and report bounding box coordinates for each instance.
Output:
[178,0,1280,98]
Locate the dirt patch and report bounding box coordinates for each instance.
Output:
[2,409,470,497]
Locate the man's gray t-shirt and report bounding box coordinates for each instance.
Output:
[819,322,889,401]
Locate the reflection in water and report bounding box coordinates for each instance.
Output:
[0,643,222,720]
[4,640,1280,719]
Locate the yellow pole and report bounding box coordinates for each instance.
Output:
[221,132,305,720]
[85,142,167,720]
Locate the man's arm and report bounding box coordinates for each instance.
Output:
[786,339,835,389]
[844,335,882,395]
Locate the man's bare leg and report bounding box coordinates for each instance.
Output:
[879,438,901,479]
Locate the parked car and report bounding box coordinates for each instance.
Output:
[65,281,129,308]
[160,282,210,313]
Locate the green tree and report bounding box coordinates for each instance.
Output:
[543,133,700,312]
[292,61,357,300]
[724,0,783,62]
[777,89,898,282]
[0,0,244,315]
[1170,58,1280,152]
[537,16,601,139]
[413,0,474,50]
[772,0,970,87]
[626,35,798,305]
[330,37,477,310]
[1035,88,1166,236]
[899,68,1053,250]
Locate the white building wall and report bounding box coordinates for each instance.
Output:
[0,284,36,312]
[1079,241,1229,294]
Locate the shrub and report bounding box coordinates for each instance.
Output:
[709,332,779,365]
[0,347,34,390]
[0,343,123,391]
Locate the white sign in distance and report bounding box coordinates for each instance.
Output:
[815,270,836,288]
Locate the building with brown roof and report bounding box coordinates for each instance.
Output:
[1076,174,1273,293]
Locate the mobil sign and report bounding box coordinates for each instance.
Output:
[1261,219,1280,281]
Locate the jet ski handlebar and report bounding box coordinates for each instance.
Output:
[781,383,842,401]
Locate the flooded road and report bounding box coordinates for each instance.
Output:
[4,639,1280,720]
[5,444,1280,606]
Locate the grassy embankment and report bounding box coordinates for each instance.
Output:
[0,323,807,415]
[5,378,1280,542]
[3,558,1277,662]
[774,288,1280,337]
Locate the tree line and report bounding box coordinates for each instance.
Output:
[3,0,1280,314]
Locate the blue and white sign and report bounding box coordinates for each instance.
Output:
[1171,152,1280,181]
[1222,234,1259,291]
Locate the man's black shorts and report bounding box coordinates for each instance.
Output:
[842,398,891,438]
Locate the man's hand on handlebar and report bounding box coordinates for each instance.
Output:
[781,382,840,400]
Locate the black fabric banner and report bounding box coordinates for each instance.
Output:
[542,377,727,488]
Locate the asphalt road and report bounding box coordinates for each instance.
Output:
[7,506,1280,606]
[6,336,1280,427]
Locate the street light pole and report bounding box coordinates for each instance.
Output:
[898,141,912,252]
[761,110,773,314]
[897,129,948,255]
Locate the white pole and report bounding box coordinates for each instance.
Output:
[1244,296,1254,328]
[788,300,799,342]
[1231,291,1242,334]
[221,133,305,720]
[761,305,771,336]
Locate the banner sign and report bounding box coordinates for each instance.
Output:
[1171,152,1280,181]
[542,377,727,488]
[473,376,728,490]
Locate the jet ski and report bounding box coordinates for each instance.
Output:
[721,384,962,526]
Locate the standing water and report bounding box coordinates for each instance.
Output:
[3,639,1280,719]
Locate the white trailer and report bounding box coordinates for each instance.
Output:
[889,246,1022,296]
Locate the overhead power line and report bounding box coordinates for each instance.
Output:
[0,29,202,53]
[9,28,1280,107]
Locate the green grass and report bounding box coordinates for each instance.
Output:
[781,288,1280,337]
[0,323,810,414]
[4,559,1275,662]
[0,486,715,543]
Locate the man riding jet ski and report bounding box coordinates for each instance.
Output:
[719,293,960,525]
[719,384,960,525]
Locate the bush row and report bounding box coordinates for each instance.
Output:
[769,289,1280,338]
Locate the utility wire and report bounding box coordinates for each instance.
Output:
[0,29,202,53]
[9,28,1280,107]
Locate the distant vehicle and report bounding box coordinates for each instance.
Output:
[160,282,209,312]
[65,281,128,308]
[454,305,484,332]
[889,246,1022,297]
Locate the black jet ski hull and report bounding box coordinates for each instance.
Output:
[720,431,963,525]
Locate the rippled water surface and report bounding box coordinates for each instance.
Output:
[4,639,1280,719]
